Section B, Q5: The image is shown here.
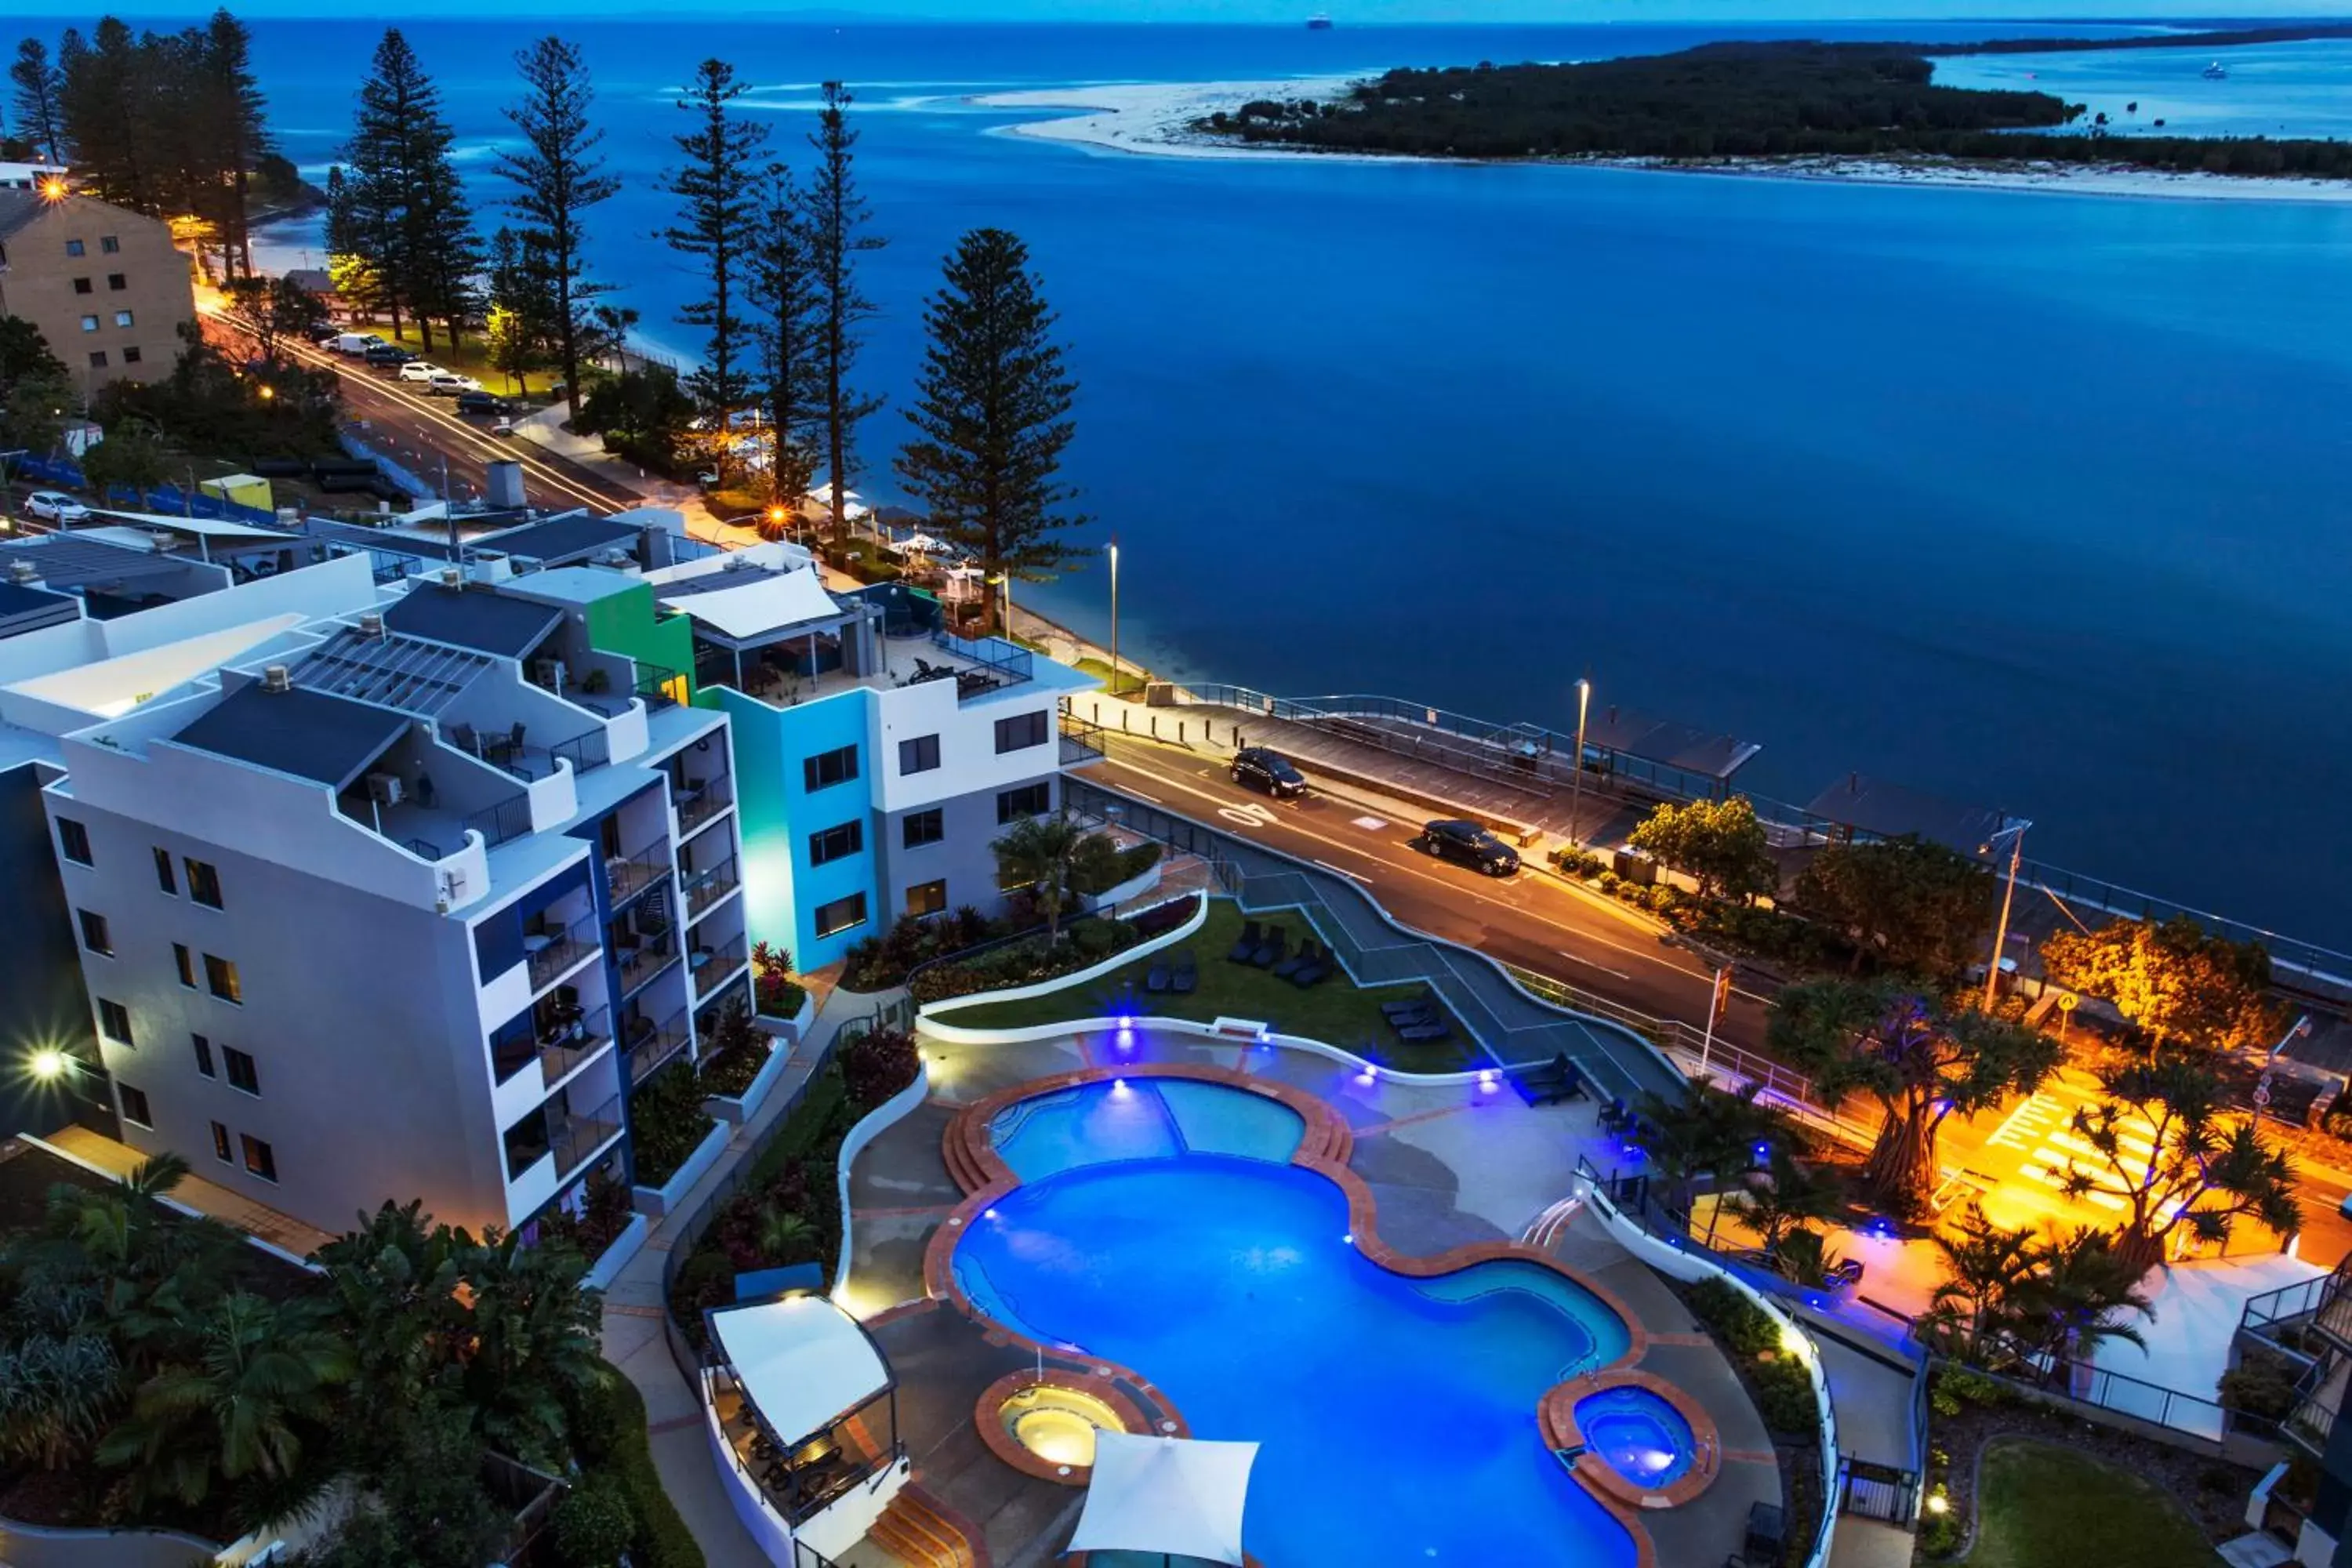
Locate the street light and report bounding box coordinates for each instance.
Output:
[1978,818,2031,1011]
[1107,536,1120,699]
[1566,676,1592,847]
[27,1047,67,1081]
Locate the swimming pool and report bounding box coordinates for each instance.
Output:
[955,1077,1642,1566]
[1575,1385,1699,1490]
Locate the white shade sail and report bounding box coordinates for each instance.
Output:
[1065,1431,1258,1566]
[707,1293,891,1450]
[658,567,839,641]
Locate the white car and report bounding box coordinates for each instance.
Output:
[22,490,88,524]
[398,361,445,383]
[425,372,481,397]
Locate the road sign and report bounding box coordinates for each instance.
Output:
[2057,993,2078,1012]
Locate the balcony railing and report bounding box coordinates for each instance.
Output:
[550,728,612,776]
[690,935,748,996]
[616,929,680,996]
[675,773,733,837]
[467,795,535,850]
[683,855,740,921]
[492,1004,612,1087]
[605,841,673,906]
[524,913,601,990]
[551,1093,622,1178]
[931,630,1033,701]
[1059,710,1106,768]
[635,662,684,713]
[624,1007,691,1086]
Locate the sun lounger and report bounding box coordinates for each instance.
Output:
[1290,950,1332,987]
[1171,951,1198,994]
[1249,926,1287,968]
[1145,956,1172,993]
[1271,940,1318,982]
[1512,1051,1585,1105]
[1384,1004,1438,1031]
[1227,920,1262,964]
[1380,993,1436,1020]
[1396,1019,1452,1044]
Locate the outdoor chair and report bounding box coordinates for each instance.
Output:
[1249,926,1288,968]
[1145,956,1173,993]
[1227,920,1263,964]
[1289,952,1332,988]
[1396,1018,1452,1044]
[1384,1004,1438,1031]
[1271,939,1318,982]
[1598,1098,1633,1134]
[1380,993,1436,1020]
[1827,1258,1865,1290]
[1171,951,1198,994]
[449,721,478,755]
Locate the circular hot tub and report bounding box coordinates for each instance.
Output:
[975,1373,1158,1484]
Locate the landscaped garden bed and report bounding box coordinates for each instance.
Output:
[628,1060,720,1191]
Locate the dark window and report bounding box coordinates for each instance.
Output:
[192,1033,215,1077]
[812,892,868,939]
[71,276,92,294]
[87,350,106,368]
[78,909,111,956]
[808,820,863,866]
[802,744,858,792]
[240,1134,276,1182]
[118,1084,151,1127]
[503,1110,550,1180]
[186,858,222,908]
[100,235,119,253]
[64,238,84,256]
[223,1047,259,1096]
[204,953,241,1004]
[994,711,1049,753]
[898,734,941,774]
[107,273,125,290]
[56,818,91,865]
[121,346,140,365]
[903,808,944,849]
[154,846,176,894]
[906,879,948,918]
[96,998,132,1045]
[996,782,1052,824]
[173,943,194,988]
[209,1120,230,1162]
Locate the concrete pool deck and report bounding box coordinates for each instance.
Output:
[839,1021,1788,1566]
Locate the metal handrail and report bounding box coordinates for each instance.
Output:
[683,855,740,920]
[550,728,611,775]
[606,840,673,905]
[625,1006,691,1085]
[692,935,748,995]
[466,795,534,849]
[677,773,734,836]
[635,662,683,712]
[524,913,601,990]
[616,929,679,995]
[551,1093,622,1177]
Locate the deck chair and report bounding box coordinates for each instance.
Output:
[1381,993,1436,1021]
[1227,920,1263,964]
[1145,956,1173,993]
[1170,951,1198,994]
[1271,939,1318,982]
[1249,925,1288,968]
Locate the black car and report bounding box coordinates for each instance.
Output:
[455,389,510,416]
[1231,746,1306,800]
[362,343,415,367]
[1415,819,1520,877]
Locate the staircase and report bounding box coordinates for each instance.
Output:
[866,1486,983,1568]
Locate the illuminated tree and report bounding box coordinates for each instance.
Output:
[2041,914,2280,1052]
[1794,833,1996,977]
[1628,795,1774,903]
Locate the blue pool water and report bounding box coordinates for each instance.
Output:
[989,1078,1305,1181]
[1577,1386,1699,1490]
[960,1083,1638,1566]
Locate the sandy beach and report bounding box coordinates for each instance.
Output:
[976,78,2352,203]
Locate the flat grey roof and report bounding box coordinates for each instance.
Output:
[173,682,407,789]
[0,579,80,637]
[480,514,639,565]
[290,626,496,718]
[1581,705,1759,782]
[1805,773,2024,857]
[0,535,196,591]
[302,521,460,563]
[384,585,562,659]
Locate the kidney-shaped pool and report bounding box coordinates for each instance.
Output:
[951,1076,1642,1566]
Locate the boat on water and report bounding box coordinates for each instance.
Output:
[1307,13,1334,29]
[2202,60,2229,79]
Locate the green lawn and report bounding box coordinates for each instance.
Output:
[1963,1441,2213,1568]
[1070,655,1147,698]
[363,321,537,396]
[940,900,1475,1073]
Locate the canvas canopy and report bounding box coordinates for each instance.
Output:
[658,567,838,641]
[1064,1431,1258,1566]
[707,1293,890,1450]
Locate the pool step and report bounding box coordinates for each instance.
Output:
[866,1484,982,1568]
[941,1124,989,1195]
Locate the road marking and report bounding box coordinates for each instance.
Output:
[1120,786,1163,805]
[1351,815,1388,831]
[1311,858,1370,884]
[1216,800,1280,830]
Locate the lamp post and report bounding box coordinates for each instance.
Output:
[1108,536,1120,697]
[1980,820,2029,1012]
[1566,676,1592,847]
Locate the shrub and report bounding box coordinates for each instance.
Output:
[1753,1356,1819,1433]
[1552,847,1605,878]
[565,1373,702,1568]
[839,1026,920,1110]
[1597,871,1621,895]
[1686,1277,1779,1357]
[1930,1367,2005,1417]
[2218,1352,2298,1422]
[751,941,805,1018]
[697,1003,772,1099]
[552,1478,635,1568]
[629,1063,717,1188]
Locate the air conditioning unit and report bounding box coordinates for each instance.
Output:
[365,771,405,808]
[358,612,385,638]
[440,567,461,588]
[532,658,568,690]
[262,665,291,693]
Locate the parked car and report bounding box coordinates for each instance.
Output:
[490,417,516,438]
[362,343,415,368]
[1231,746,1307,800]
[328,332,387,356]
[1414,819,1520,877]
[425,372,481,397]
[21,490,88,524]
[397,360,445,383]
[454,389,508,416]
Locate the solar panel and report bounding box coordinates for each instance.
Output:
[289,626,495,717]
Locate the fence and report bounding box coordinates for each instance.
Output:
[4,453,279,526]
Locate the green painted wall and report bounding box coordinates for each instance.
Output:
[581,582,697,706]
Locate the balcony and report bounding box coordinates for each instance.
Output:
[691,935,749,998]
[683,855,741,922]
[636,662,684,713]
[605,840,673,907]
[492,1001,612,1088]
[551,1093,622,1178]
[624,1007,691,1086]
[676,773,734,837]
[524,913,601,991]
[928,630,1032,702]
[1059,710,1106,768]
[616,928,681,997]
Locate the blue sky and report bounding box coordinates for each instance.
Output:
[50,2,2352,18]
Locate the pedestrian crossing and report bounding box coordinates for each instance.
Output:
[1983,1091,2160,1214]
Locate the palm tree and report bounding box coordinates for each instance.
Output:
[1922,1202,2040,1364]
[1635,1079,1780,1219]
[1729,1149,1840,1257]
[756,1206,817,1259]
[1770,1227,1853,1290]
[0,1282,122,1470]
[990,812,1091,944]
[2012,1227,2154,1367]
[315,1200,468,1421]
[457,1228,606,1469]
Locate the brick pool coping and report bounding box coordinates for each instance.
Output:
[919,1062,1733,1568]
[1539,1368,1726,1511]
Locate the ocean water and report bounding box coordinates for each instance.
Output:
[44,16,2352,944]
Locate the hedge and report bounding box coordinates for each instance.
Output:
[569,1367,704,1568]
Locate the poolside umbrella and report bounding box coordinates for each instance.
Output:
[1064,1430,1259,1566]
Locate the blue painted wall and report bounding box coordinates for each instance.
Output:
[710,687,881,972]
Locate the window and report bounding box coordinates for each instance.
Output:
[64,238,84,256]
[808,820,863,866]
[118,1084,151,1128]
[802,744,858,792]
[185,858,222,908]
[905,879,948,918]
[107,273,125,290]
[191,1033,215,1078]
[995,711,1050,753]
[209,1120,231,1163]
[56,818,91,865]
[812,892,868,939]
[87,350,107,368]
[77,909,111,956]
[112,310,132,328]
[154,847,176,895]
[902,808,944,849]
[78,314,97,332]
[121,346,140,365]
[100,235,119,253]
[173,943,194,989]
[240,1134,276,1183]
[996,782,1052,824]
[223,1047,260,1096]
[898,734,941,775]
[96,998,132,1046]
[72,276,92,294]
[203,953,241,1004]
